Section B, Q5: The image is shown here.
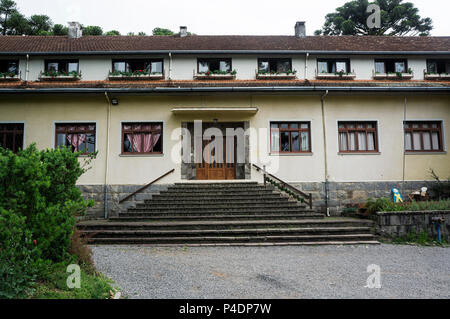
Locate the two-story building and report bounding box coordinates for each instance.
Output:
[0,22,449,218]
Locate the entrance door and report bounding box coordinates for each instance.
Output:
[196,136,236,180]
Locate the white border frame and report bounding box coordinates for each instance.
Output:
[267,118,314,156]
[335,119,382,155]
[119,120,166,157]
[401,118,447,154]
[52,120,99,155]
[0,121,26,150]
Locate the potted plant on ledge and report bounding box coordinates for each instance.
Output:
[39,70,82,81]
[256,69,297,79]
[0,71,20,81]
[108,69,164,80]
[194,69,237,80]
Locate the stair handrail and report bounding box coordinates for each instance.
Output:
[119,169,175,204]
[252,164,313,209]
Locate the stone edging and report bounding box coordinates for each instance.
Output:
[376,210,450,216]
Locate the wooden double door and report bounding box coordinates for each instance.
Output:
[196,136,236,180]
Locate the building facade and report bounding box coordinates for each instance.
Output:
[0,23,449,218]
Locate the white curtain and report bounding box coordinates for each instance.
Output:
[301,132,309,151]
[413,133,421,150]
[348,133,356,151]
[422,132,431,150]
[358,132,367,151]
[339,133,348,151]
[368,133,375,151]
[404,133,412,150]
[432,132,440,150]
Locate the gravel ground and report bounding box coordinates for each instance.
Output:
[92,244,450,299]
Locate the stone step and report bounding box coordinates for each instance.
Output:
[165,186,276,193]
[85,233,377,245]
[114,241,381,247]
[150,194,285,201]
[110,213,324,222]
[128,206,308,213]
[159,190,280,196]
[82,226,373,238]
[172,182,258,188]
[79,219,374,231]
[134,202,301,210]
[145,197,292,204]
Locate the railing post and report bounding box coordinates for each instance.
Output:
[309,193,313,210]
[263,165,266,188]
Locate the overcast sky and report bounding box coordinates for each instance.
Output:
[12,0,450,36]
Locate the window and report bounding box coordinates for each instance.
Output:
[0,123,24,153]
[112,59,163,73]
[55,123,96,154]
[426,60,450,74]
[374,59,407,73]
[270,122,311,153]
[317,59,350,74]
[338,122,378,153]
[122,123,163,154]
[45,60,79,73]
[197,58,231,73]
[258,58,292,73]
[404,121,443,152]
[0,60,19,75]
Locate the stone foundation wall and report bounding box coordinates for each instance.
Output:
[292,181,441,215]
[375,211,450,242]
[78,184,169,219]
[79,180,441,219]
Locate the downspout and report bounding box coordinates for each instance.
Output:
[25,54,30,82]
[401,96,407,194]
[304,52,309,79]
[321,90,330,217]
[104,92,112,219]
[168,52,173,80]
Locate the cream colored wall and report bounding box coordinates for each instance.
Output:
[0,94,448,185]
[7,54,449,81]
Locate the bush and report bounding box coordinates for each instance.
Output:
[0,209,45,298]
[0,145,95,298]
[365,197,450,214]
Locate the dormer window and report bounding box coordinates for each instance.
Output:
[45,60,79,73]
[316,59,354,79]
[258,58,292,73]
[198,58,232,73]
[41,60,81,80]
[112,59,163,74]
[373,59,412,79]
[425,60,450,79]
[195,58,236,79]
[0,59,20,80]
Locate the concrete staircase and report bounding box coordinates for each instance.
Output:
[78,182,379,246]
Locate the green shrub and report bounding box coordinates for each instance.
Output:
[366,197,406,214]
[0,209,45,298]
[0,145,95,298]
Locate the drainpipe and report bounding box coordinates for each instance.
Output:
[401,96,407,195]
[104,92,112,219]
[25,54,30,82]
[321,90,330,217]
[304,53,309,79]
[168,52,173,80]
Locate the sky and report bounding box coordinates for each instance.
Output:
[12,0,450,36]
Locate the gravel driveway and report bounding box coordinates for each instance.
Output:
[92,245,450,299]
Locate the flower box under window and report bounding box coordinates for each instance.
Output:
[0,73,20,81]
[373,72,413,80]
[39,71,81,81]
[108,72,164,81]
[194,72,236,80]
[424,73,450,80]
[256,72,297,80]
[316,72,356,80]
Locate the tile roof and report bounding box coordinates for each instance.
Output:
[0,35,449,54]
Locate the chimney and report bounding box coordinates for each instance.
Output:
[295,21,306,38]
[179,26,187,38]
[68,22,83,39]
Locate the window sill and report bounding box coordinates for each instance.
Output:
[316,73,356,80]
[256,73,297,80]
[338,152,381,156]
[119,154,164,157]
[405,151,447,155]
[194,74,236,80]
[108,74,164,81]
[269,152,313,156]
[39,75,81,81]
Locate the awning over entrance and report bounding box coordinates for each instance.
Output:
[171,107,258,115]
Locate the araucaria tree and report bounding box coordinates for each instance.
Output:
[315,0,433,36]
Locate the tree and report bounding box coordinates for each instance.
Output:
[4,11,29,35]
[105,30,120,36]
[83,25,103,36]
[28,14,52,35]
[138,31,147,36]
[52,23,68,36]
[152,27,174,36]
[0,0,18,35]
[315,0,433,36]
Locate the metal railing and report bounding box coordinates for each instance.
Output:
[252,164,313,209]
[119,169,175,204]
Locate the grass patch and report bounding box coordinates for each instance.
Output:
[30,262,116,299]
[382,231,449,247]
